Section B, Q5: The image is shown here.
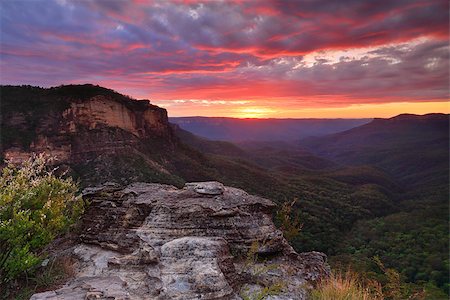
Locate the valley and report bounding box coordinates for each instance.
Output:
[1,85,448,298]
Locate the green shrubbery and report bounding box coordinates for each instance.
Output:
[0,154,84,284]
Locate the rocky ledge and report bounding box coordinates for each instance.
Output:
[31,182,329,300]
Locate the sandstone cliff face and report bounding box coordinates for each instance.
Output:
[62,96,169,139]
[3,95,172,163]
[31,182,330,300]
[2,87,181,184]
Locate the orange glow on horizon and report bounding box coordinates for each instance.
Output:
[160,101,450,118]
[234,107,278,118]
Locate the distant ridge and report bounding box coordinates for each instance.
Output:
[300,113,449,187]
[375,112,448,120]
[170,116,372,141]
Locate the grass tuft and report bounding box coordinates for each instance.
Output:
[311,270,383,300]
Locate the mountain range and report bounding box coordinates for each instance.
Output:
[1,84,448,296]
[170,116,371,141]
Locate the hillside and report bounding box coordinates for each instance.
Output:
[170,116,371,141]
[171,124,247,158]
[298,114,450,295]
[300,113,449,189]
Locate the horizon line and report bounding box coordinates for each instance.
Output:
[168,112,448,120]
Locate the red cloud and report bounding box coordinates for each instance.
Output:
[0,0,448,116]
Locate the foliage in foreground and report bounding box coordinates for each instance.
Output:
[311,270,383,300]
[0,154,84,283]
[315,258,449,300]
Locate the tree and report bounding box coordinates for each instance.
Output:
[0,154,84,282]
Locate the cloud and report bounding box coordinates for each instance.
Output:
[0,0,448,115]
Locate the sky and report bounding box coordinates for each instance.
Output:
[1,0,449,118]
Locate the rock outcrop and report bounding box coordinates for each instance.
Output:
[3,94,172,164]
[31,182,329,300]
[1,85,182,185]
[62,96,170,139]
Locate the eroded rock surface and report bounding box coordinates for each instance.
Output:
[31,182,329,300]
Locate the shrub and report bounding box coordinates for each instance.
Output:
[0,154,84,283]
[275,199,302,241]
[311,270,383,300]
[373,256,403,299]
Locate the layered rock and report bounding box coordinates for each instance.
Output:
[1,85,179,184]
[62,96,170,139]
[3,94,172,163]
[31,182,329,300]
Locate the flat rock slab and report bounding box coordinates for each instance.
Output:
[184,181,225,195]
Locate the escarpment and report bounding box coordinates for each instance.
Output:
[62,95,170,139]
[3,91,172,162]
[31,182,330,300]
[1,85,181,185]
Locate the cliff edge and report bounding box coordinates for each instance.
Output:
[31,181,329,300]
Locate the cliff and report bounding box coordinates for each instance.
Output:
[31,182,329,300]
[1,85,182,185]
